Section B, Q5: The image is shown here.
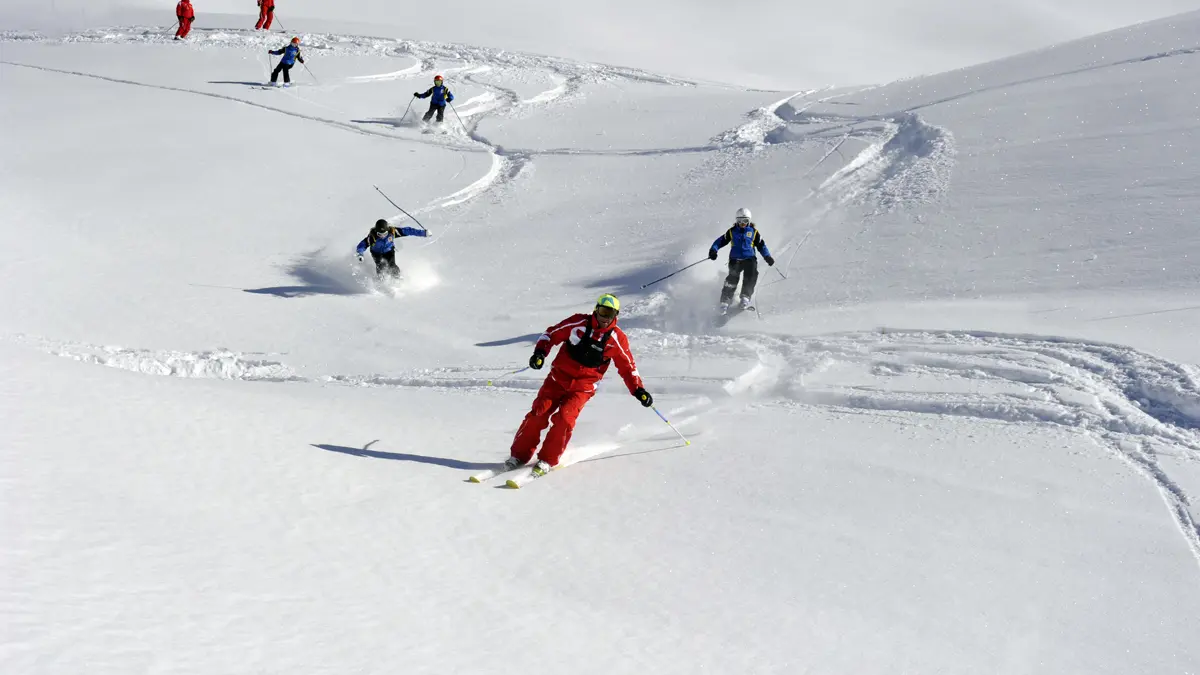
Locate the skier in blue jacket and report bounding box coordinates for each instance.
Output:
[357,219,429,277]
[709,207,775,313]
[414,74,455,123]
[267,37,304,87]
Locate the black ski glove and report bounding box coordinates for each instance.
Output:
[357,254,364,262]
[764,255,775,266]
[633,388,653,407]
[529,350,547,370]
[413,92,421,97]
[708,249,718,261]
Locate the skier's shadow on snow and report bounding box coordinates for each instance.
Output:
[352,118,407,128]
[312,443,493,471]
[582,260,704,298]
[244,258,367,298]
[474,333,541,347]
[208,80,270,87]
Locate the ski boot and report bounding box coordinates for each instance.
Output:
[719,301,730,315]
[741,296,755,311]
[531,460,552,477]
[504,456,523,471]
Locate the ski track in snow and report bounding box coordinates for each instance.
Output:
[632,326,1200,568]
[15,325,1200,568]
[0,27,946,223]
[8,28,1200,566]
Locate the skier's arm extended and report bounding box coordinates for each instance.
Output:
[415,87,434,99]
[355,236,371,256]
[709,229,732,259]
[396,226,427,238]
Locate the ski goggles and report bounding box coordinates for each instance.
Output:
[735,217,750,225]
[595,305,618,320]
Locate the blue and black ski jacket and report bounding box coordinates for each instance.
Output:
[711,224,771,262]
[357,225,427,255]
[417,84,454,106]
[270,44,304,66]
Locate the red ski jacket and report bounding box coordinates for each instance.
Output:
[535,313,644,394]
[177,1,194,19]
[258,0,275,8]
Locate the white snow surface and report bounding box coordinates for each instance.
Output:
[4,12,1200,675]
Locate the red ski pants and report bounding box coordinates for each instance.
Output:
[510,376,595,467]
[256,6,274,30]
[176,18,193,38]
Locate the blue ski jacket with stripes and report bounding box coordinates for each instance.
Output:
[357,225,427,255]
[711,224,772,261]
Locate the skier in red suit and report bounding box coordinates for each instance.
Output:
[174,0,195,39]
[255,0,275,31]
[506,294,654,477]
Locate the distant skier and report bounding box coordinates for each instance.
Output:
[504,294,654,478]
[414,75,455,124]
[267,37,304,87]
[174,0,195,40]
[356,219,429,277]
[708,207,774,313]
[255,0,275,31]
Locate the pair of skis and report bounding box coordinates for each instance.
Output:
[468,463,551,489]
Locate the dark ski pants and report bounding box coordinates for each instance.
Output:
[270,63,292,84]
[372,250,400,276]
[423,103,446,123]
[720,257,759,305]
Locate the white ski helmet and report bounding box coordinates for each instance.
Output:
[735,207,752,224]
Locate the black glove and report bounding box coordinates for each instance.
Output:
[764,255,775,266]
[357,254,364,262]
[633,387,653,407]
[529,350,546,370]
[413,92,421,97]
[708,249,718,261]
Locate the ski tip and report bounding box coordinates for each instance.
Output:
[468,476,482,483]
[505,479,521,489]
[685,440,692,446]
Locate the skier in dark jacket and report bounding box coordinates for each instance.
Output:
[356,219,429,277]
[709,207,775,313]
[414,75,455,123]
[267,37,304,86]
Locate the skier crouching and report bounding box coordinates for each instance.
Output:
[505,294,654,477]
[709,207,775,313]
[356,219,428,277]
[414,75,455,124]
[267,37,304,87]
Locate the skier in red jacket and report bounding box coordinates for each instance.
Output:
[505,294,654,477]
[174,0,195,40]
[255,0,275,31]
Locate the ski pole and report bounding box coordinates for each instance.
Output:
[274,14,286,33]
[651,406,691,446]
[780,229,812,280]
[487,367,529,386]
[641,258,709,289]
[302,62,319,84]
[169,21,179,35]
[398,95,415,123]
[448,101,469,135]
[372,185,428,232]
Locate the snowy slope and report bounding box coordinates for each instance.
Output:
[4,11,1200,675]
